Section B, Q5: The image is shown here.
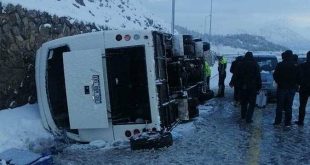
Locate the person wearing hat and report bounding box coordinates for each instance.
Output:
[273,50,299,127]
[235,52,261,123]
[295,51,310,126]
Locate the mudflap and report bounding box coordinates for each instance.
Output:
[130,132,173,150]
[188,98,199,118]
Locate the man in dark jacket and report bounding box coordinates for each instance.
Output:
[273,50,299,126]
[295,51,310,126]
[229,56,243,104]
[235,52,262,123]
[293,54,299,64]
[217,56,227,97]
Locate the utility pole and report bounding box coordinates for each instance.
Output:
[204,16,207,40]
[0,2,2,14]
[209,0,213,44]
[171,0,175,34]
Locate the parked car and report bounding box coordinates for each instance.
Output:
[298,55,307,64]
[253,55,278,100]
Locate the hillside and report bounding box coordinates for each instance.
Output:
[175,25,288,52]
[258,23,310,51]
[1,0,169,31]
[212,34,288,52]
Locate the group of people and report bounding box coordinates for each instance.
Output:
[229,50,310,126]
[274,50,310,126]
[203,55,228,97]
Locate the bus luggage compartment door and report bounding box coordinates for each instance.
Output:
[63,49,109,129]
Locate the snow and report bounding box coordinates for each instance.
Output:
[0,104,52,153]
[172,104,215,141]
[2,0,170,31]
[89,140,108,148]
[256,20,310,51]
[65,139,129,151]
[171,122,195,140]
[43,23,52,28]
[0,148,42,165]
[212,44,246,56]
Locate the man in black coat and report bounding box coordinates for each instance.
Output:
[217,56,227,97]
[235,52,262,123]
[273,50,299,126]
[229,56,243,104]
[293,54,299,65]
[295,51,310,126]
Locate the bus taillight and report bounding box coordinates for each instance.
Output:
[124,35,131,41]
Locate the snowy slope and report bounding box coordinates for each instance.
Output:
[258,23,310,51]
[2,0,170,31]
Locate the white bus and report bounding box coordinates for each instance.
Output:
[36,30,181,142]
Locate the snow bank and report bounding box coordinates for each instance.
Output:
[0,104,52,153]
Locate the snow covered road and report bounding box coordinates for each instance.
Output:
[2,62,310,165]
[54,89,310,165]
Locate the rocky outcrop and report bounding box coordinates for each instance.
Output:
[0,3,109,109]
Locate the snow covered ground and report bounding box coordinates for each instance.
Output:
[1,61,310,164]
[0,104,52,153]
[52,90,310,165]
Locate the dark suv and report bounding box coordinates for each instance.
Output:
[254,55,278,99]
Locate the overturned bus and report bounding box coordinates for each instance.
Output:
[36,30,208,142]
